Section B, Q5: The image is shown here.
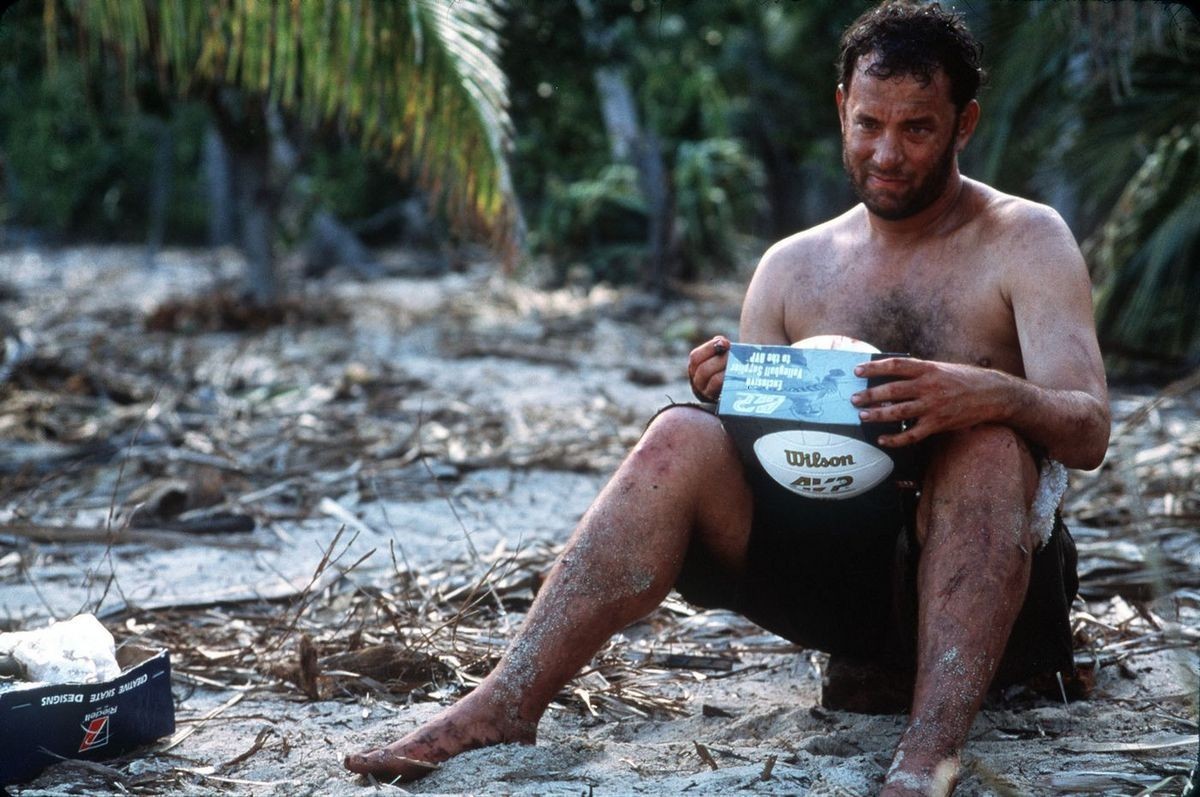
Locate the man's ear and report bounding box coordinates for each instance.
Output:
[955,99,980,151]
[836,83,846,132]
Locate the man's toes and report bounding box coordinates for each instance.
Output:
[344,745,441,779]
[343,748,382,774]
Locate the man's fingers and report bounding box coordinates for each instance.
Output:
[696,372,724,402]
[857,399,923,423]
[688,336,730,397]
[691,357,726,401]
[854,357,925,378]
[875,423,930,447]
[688,336,730,368]
[691,372,721,402]
[851,378,920,408]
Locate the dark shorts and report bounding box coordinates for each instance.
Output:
[668,404,1079,686]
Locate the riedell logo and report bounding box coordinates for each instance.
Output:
[79,716,111,752]
[785,450,855,468]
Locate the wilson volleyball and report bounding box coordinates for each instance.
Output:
[753,428,894,499]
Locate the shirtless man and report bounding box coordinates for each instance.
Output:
[345,3,1110,794]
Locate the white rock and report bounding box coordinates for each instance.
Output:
[0,614,122,685]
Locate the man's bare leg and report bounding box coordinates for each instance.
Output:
[881,425,1039,797]
[345,407,754,782]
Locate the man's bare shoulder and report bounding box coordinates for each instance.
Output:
[966,179,1090,301]
[970,180,1077,252]
[758,206,863,274]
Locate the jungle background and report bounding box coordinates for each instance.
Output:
[0,1,1197,795]
[0,0,1197,372]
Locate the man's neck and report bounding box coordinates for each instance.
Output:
[865,171,969,244]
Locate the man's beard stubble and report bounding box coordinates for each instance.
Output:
[843,128,958,221]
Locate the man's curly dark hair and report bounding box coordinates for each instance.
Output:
[837,1,985,111]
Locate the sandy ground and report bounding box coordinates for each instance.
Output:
[2,247,1197,796]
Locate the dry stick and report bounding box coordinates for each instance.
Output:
[441,556,513,652]
[374,556,512,673]
[317,496,380,539]
[693,741,719,771]
[373,474,431,606]
[88,386,164,618]
[1113,367,1200,439]
[260,525,357,656]
[414,403,508,618]
[17,556,63,620]
[0,451,80,520]
[217,726,274,771]
[268,554,381,659]
[1061,380,1198,792]
[33,748,128,783]
[157,691,246,753]
[358,574,442,657]
[180,772,301,788]
[1,522,261,548]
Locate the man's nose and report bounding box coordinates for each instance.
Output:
[873,132,903,170]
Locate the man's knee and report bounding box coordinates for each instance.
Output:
[632,405,735,474]
[918,424,1040,545]
[927,424,1038,498]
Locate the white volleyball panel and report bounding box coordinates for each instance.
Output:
[752,428,894,500]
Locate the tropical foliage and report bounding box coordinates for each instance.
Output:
[1,1,1197,367]
[971,2,1200,367]
[506,0,856,285]
[1087,123,1200,363]
[36,0,517,247]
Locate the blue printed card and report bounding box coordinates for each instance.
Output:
[717,343,869,426]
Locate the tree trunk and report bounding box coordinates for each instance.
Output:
[145,116,174,265]
[202,123,236,248]
[301,209,381,278]
[592,68,673,294]
[576,0,675,295]
[232,140,277,304]
[209,94,278,304]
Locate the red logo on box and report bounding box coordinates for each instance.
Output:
[79,716,111,752]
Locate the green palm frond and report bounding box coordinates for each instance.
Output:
[1088,123,1200,362]
[44,0,519,248]
[976,3,1199,368]
[1057,35,1200,235]
[971,3,1073,189]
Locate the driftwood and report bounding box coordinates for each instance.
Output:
[0,522,262,549]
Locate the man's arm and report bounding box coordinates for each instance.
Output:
[1005,206,1110,466]
[852,206,1110,469]
[739,240,793,344]
[687,241,796,401]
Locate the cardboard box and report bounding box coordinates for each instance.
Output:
[717,343,920,493]
[0,645,174,785]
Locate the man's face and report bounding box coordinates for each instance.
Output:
[837,56,967,221]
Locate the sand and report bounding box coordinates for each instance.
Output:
[3,248,1197,796]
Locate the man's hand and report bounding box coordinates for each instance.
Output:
[687,336,731,402]
[851,358,1017,447]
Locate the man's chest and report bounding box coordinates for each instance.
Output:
[782,256,1020,369]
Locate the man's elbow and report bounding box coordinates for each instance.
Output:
[1061,412,1111,470]
[1065,439,1108,471]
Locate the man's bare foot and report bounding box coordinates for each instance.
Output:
[880,752,959,797]
[344,691,537,783]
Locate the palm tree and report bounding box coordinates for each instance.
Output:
[969,1,1199,370]
[41,0,519,303]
